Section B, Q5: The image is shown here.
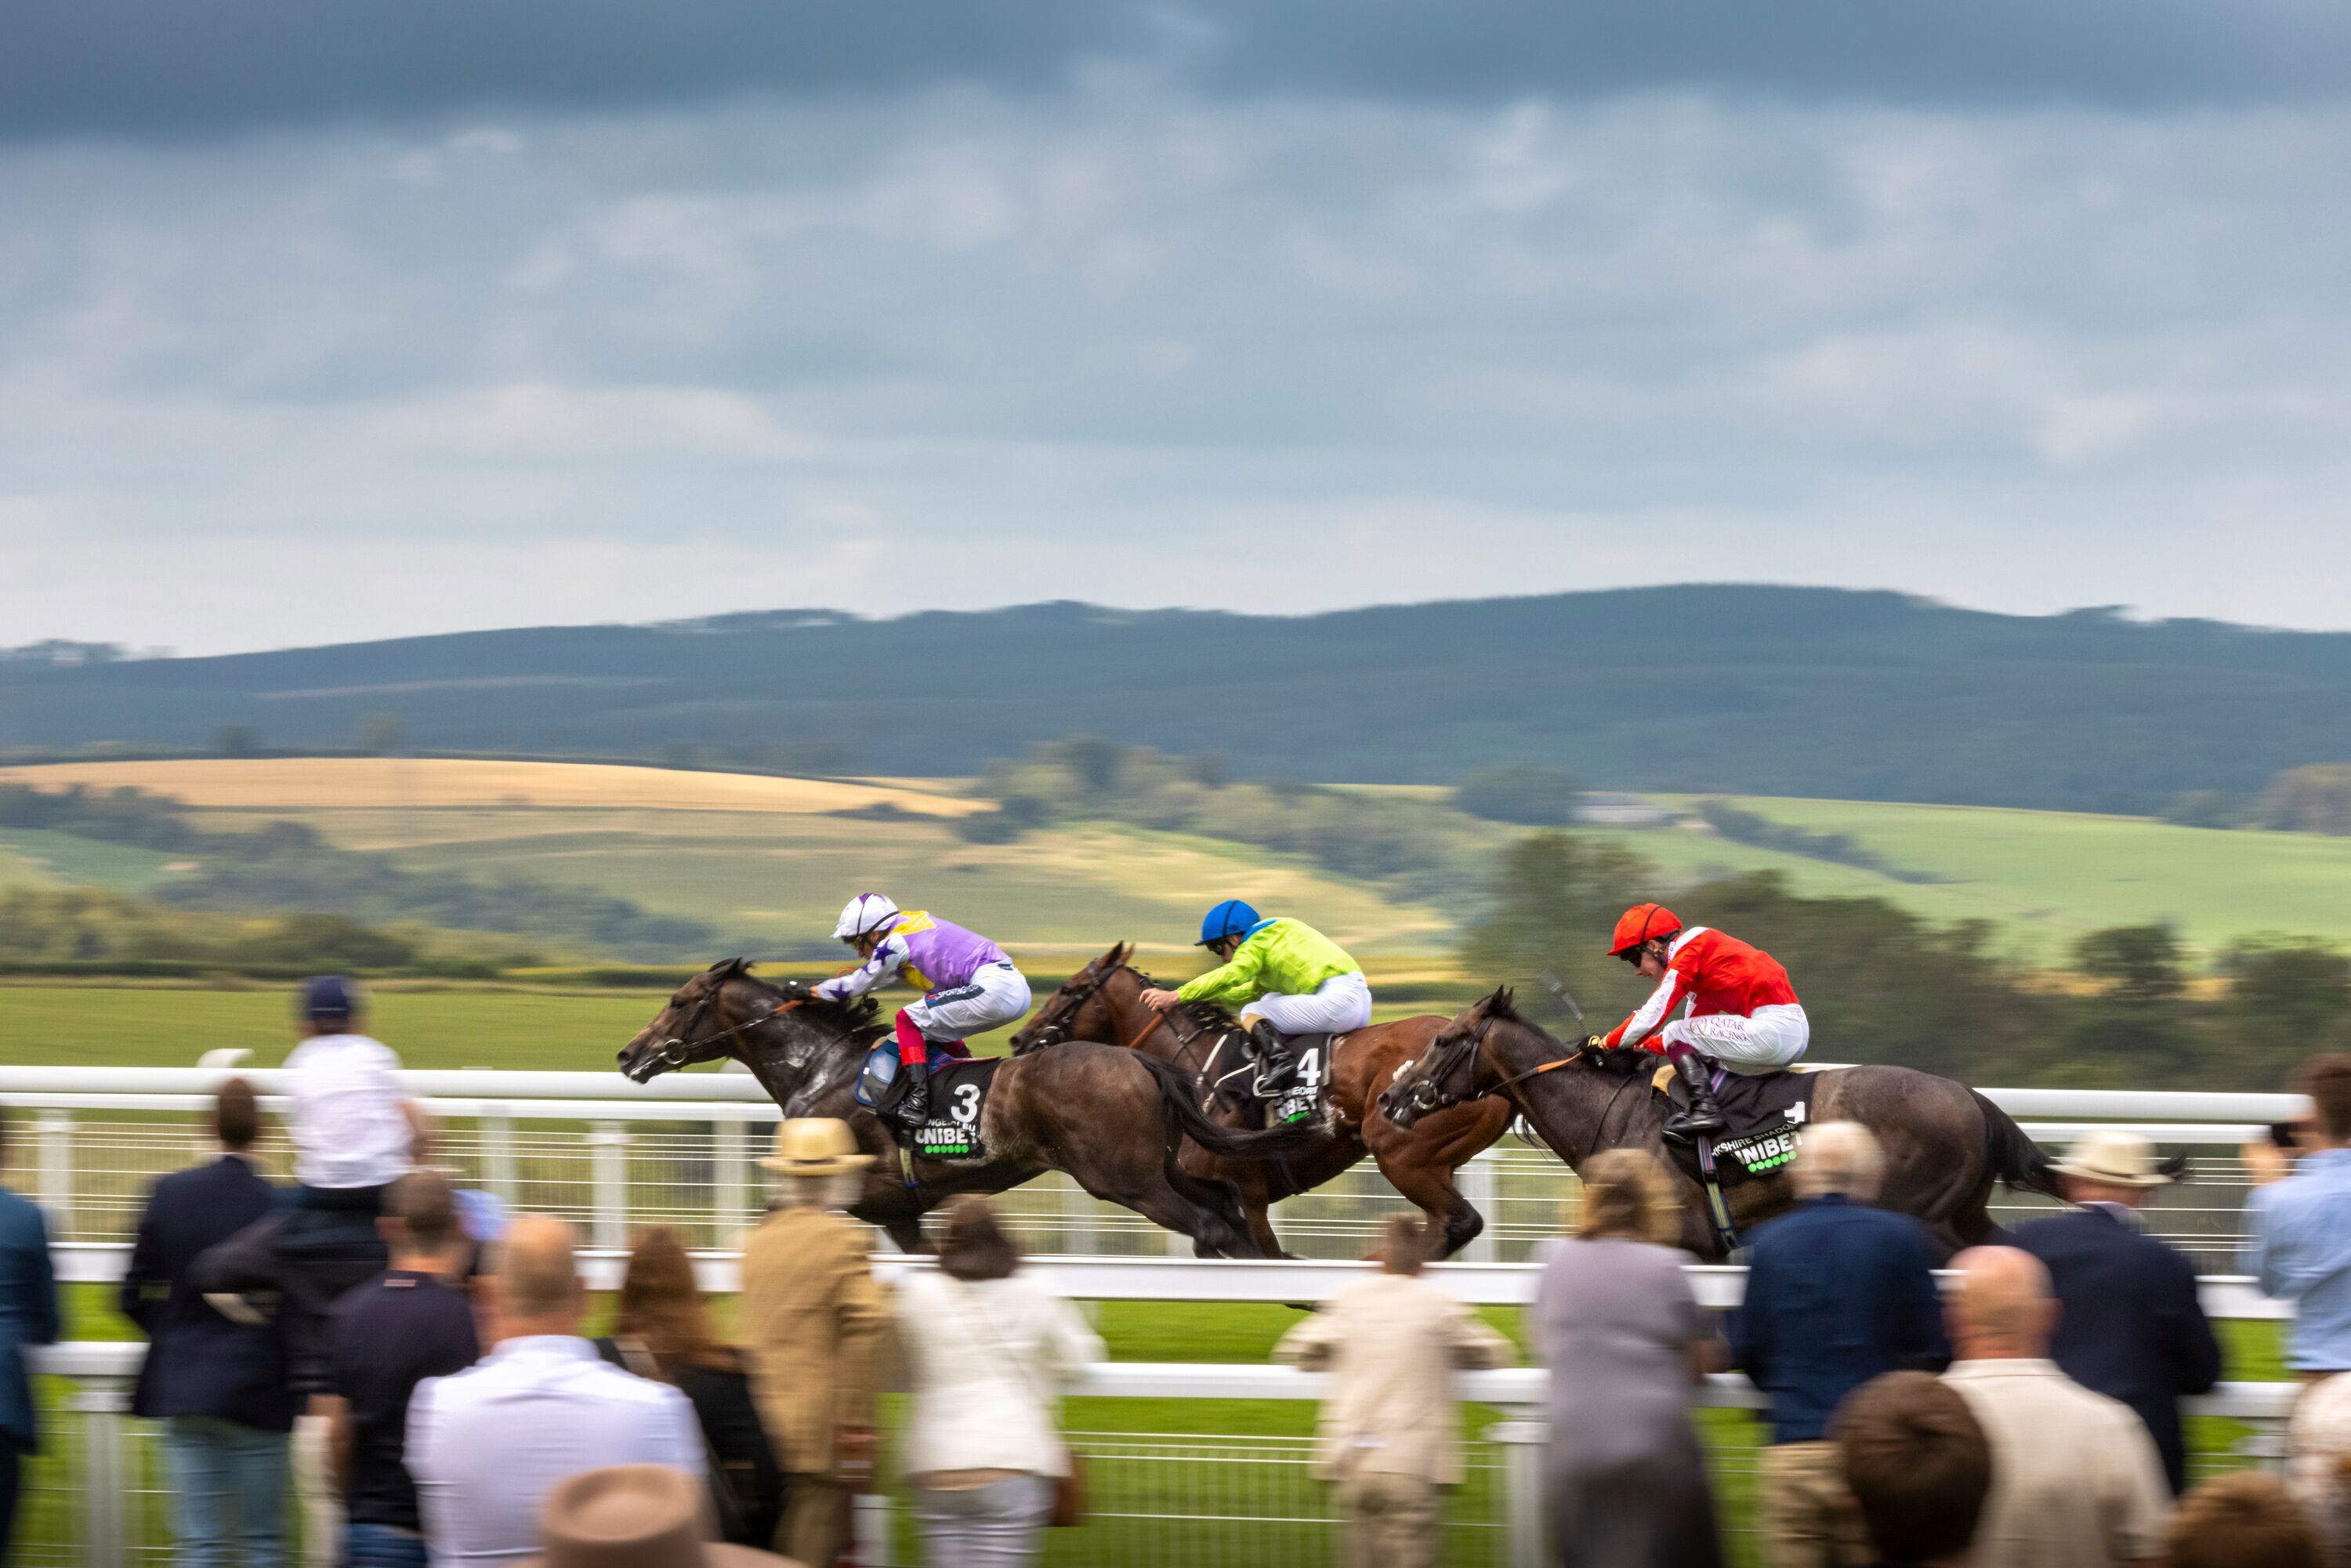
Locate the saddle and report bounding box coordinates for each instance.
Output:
[1651,1061,1816,1190]
[1248,1031,1334,1128]
[859,1049,997,1162]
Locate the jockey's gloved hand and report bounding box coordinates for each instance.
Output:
[777,979,816,1003]
[1577,1034,1608,1052]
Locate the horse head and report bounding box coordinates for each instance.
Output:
[1380,986,1523,1128]
[1007,940,1134,1054]
[618,958,760,1083]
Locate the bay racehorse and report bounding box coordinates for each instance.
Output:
[618,959,1321,1257]
[1007,942,1513,1258]
[1381,987,2083,1258]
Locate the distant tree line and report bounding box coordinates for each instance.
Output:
[0,887,519,977]
[0,784,711,959]
[955,738,1500,912]
[1692,799,1946,884]
[1465,832,2349,1092]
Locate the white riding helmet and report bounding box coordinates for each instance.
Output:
[831,893,900,943]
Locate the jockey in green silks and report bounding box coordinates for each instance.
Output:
[1140,899,1373,1096]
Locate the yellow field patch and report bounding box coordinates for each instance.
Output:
[0,758,985,817]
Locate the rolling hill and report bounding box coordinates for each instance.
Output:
[13,587,2351,813]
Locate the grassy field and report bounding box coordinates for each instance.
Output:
[1592,795,2351,955]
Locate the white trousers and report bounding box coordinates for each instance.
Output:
[903,961,1033,1042]
[1660,1003,1809,1074]
[1241,971,1374,1037]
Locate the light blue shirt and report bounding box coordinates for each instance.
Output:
[407,1336,703,1567]
[2244,1148,2351,1371]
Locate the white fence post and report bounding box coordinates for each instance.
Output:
[74,1374,132,1568]
[589,1122,628,1251]
[483,1107,519,1210]
[1461,1151,1499,1263]
[853,1491,893,1567]
[1490,1409,1548,1568]
[714,1120,748,1244]
[34,1113,73,1235]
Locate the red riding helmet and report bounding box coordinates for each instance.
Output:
[1610,903,1683,956]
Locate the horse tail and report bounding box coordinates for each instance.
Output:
[1971,1089,2066,1200]
[1134,1052,1323,1159]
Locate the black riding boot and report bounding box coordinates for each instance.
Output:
[1249,1019,1299,1095]
[896,1059,933,1131]
[1662,1050,1727,1143]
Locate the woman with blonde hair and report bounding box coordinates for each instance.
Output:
[1535,1149,1723,1567]
[594,1226,784,1548]
[896,1195,1105,1566]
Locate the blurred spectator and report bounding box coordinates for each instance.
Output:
[408,1215,701,1568]
[896,1196,1104,1568]
[1732,1121,1947,1568]
[1275,1211,1512,1568]
[1941,1246,2169,1567]
[2286,1371,2351,1563]
[2166,1472,2319,1568]
[740,1121,889,1568]
[321,1170,480,1568]
[0,1110,60,1566]
[2245,1057,2351,1379]
[595,1227,784,1549]
[523,1465,788,1568]
[1535,1148,1722,1568]
[121,1078,297,1568]
[2012,1128,2220,1494]
[1833,1371,1991,1568]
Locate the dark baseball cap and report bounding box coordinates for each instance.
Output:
[299,975,358,1023]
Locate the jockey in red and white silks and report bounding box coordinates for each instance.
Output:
[1599,903,1809,1141]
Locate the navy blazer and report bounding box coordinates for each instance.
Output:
[1731,1194,1950,1445]
[121,1155,298,1432]
[2012,1204,2221,1494]
[0,1185,60,1453]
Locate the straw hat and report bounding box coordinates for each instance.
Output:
[759,1117,875,1178]
[2049,1128,2171,1189]
[519,1466,790,1568]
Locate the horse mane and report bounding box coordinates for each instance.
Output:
[1477,985,1651,1077]
[708,958,890,1049]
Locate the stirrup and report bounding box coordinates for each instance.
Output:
[1663,1103,1727,1145]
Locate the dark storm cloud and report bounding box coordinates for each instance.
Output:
[7,0,2351,143]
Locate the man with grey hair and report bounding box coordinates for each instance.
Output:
[1731,1122,1948,1568]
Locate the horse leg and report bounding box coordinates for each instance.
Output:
[1364,1098,1512,1259]
[1164,1160,1267,1258]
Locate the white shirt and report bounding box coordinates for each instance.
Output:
[893,1269,1103,1479]
[283,1033,413,1190]
[407,1336,703,1568]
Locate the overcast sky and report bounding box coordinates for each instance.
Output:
[6,1,2351,654]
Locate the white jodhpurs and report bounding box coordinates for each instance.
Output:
[1241,971,1375,1037]
[1660,1003,1808,1074]
[903,961,1032,1041]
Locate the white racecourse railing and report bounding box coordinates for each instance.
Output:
[0,1066,2295,1272]
[16,1343,2306,1568]
[0,1067,2315,1568]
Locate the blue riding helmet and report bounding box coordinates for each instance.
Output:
[299,973,357,1023]
[1197,899,1262,947]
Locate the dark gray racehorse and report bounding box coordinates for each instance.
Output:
[618,959,1318,1257]
[1382,987,2083,1258]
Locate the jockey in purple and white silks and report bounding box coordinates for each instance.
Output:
[816,893,1031,1128]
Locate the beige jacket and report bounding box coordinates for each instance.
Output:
[1274,1272,1515,1484]
[1944,1358,2172,1568]
[740,1205,893,1478]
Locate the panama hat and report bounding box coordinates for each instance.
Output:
[759,1117,875,1178]
[2049,1128,2171,1189]
[518,1466,791,1568]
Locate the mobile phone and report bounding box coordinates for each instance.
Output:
[2270,1121,2303,1151]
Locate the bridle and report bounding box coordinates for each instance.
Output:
[636,977,805,1077]
[1020,960,1251,1092]
[1390,1012,1598,1120]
